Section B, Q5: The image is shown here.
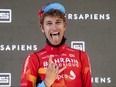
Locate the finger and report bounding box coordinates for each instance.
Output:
[54,66,59,74]
[48,55,53,64]
[48,56,54,68]
[51,63,56,69]
[58,66,67,74]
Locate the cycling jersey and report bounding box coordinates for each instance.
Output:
[20,43,92,87]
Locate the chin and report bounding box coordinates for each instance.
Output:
[52,42,60,46]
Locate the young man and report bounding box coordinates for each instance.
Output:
[20,2,92,87]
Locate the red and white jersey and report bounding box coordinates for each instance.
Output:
[20,43,92,87]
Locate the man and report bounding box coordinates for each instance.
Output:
[20,2,92,87]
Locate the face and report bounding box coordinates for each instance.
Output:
[40,16,66,45]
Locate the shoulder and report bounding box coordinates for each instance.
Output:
[24,48,45,60]
[65,46,81,53]
[24,53,38,63]
[66,46,88,57]
[65,46,78,52]
[33,47,47,57]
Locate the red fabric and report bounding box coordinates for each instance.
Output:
[20,43,92,87]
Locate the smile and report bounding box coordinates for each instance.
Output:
[50,32,60,37]
[50,32,60,43]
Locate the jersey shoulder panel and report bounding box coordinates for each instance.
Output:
[34,48,47,57]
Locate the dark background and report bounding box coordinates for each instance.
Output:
[0,0,116,87]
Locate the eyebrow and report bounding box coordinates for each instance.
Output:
[56,18,62,21]
[45,21,51,23]
[46,19,62,22]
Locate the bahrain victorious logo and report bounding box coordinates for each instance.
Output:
[57,70,76,80]
[69,70,76,80]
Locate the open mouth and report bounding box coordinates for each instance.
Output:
[50,32,60,37]
[50,32,60,42]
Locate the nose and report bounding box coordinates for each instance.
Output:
[51,24,57,30]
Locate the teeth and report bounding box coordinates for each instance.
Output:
[50,32,59,36]
[52,32,59,36]
[52,32,58,34]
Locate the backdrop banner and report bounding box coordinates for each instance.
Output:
[0,0,115,87]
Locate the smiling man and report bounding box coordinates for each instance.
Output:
[20,2,92,87]
[41,14,66,46]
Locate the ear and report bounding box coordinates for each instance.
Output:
[40,24,44,33]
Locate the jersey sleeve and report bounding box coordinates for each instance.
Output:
[20,53,39,87]
[81,51,92,87]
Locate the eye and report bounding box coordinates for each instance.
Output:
[46,22,52,25]
[56,21,61,24]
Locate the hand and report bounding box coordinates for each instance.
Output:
[44,55,66,87]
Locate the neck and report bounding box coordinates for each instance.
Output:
[46,37,66,48]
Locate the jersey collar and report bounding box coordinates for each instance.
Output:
[45,43,67,53]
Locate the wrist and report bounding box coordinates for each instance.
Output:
[44,79,52,87]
